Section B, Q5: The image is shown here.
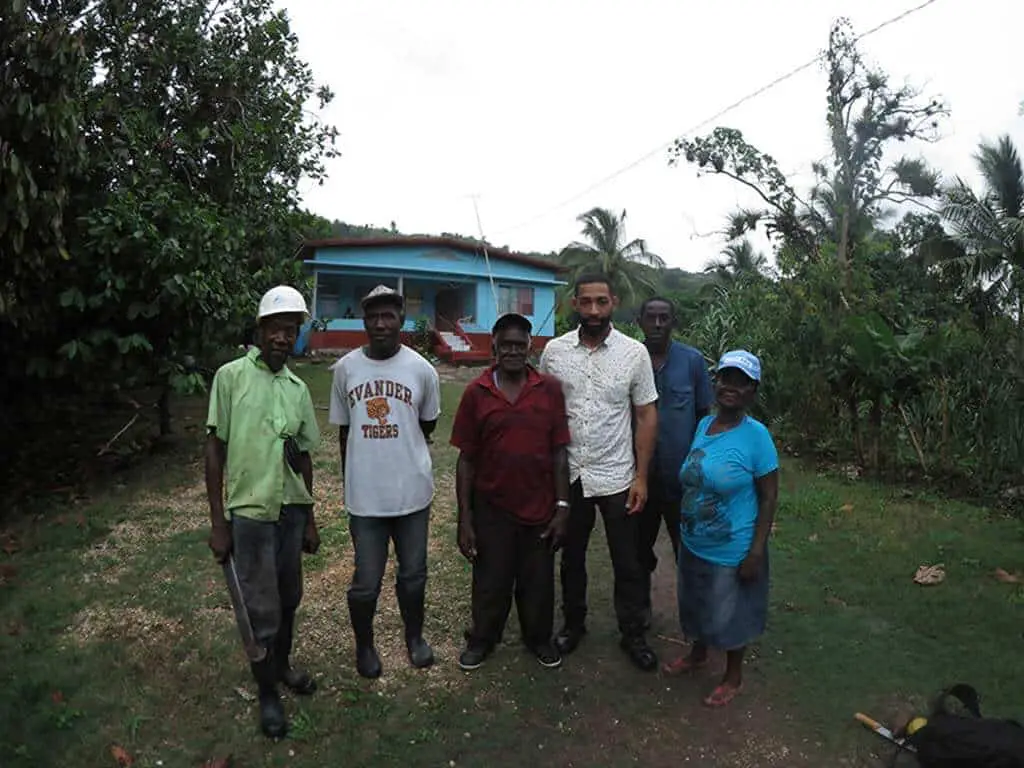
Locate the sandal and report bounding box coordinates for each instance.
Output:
[661,654,708,675]
[703,682,743,707]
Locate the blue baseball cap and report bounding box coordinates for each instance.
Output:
[716,349,762,382]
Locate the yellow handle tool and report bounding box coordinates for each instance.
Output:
[854,712,917,753]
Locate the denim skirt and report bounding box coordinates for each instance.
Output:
[676,543,770,651]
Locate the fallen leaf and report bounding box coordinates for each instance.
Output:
[111,744,133,766]
[913,563,946,586]
[51,690,65,705]
[202,757,232,768]
[825,595,847,608]
[808,533,819,542]
[994,568,1022,584]
[840,503,854,513]
[234,686,256,702]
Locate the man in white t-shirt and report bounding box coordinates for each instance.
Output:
[328,285,441,679]
[539,273,660,671]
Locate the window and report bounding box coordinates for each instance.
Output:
[405,284,423,318]
[315,273,343,319]
[497,285,534,316]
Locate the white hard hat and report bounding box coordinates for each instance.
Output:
[257,285,309,319]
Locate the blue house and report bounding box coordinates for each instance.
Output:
[295,236,566,361]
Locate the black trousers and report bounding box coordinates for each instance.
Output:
[560,480,647,638]
[230,504,309,650]
[468,498,555,650]
[636,478,682,614]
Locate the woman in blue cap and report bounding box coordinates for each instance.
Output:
[662,349,779,707]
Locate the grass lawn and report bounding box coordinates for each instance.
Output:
[1,359,1022,767]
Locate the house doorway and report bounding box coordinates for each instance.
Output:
[435,287,463,331]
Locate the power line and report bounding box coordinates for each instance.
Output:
[489,0,941,240]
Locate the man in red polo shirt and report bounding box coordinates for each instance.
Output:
[450,312,572,670]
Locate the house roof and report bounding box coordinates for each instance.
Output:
[295,236,565,273]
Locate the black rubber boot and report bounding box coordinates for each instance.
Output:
[251,652,288,739]
[397,583,434,669]
[276,608,317,695]
[347,596,382,679]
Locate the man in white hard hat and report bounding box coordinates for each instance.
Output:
[329,284,441,678]
[205,285,322,739]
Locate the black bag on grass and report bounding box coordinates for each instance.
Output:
[907,684,1024,768]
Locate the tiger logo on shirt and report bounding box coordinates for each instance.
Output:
[364,396,399,439]
[366,397,390,425]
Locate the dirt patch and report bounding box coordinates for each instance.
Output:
[545,530,832,768]
[65,604,185,647]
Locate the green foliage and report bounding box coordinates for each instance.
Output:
[941,135,1024,329]
[409,316,437,361]
[672,19,1022,502]
[2,0,337,443]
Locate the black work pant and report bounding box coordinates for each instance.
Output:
[230,504,309,650]
[636,479,681,615]
[469,498,555,650]
[560,480,647,638]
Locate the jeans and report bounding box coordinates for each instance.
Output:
[560,480,648,637]
[468,498,555,650]
[230,504,309,649]
[347,507,430,604]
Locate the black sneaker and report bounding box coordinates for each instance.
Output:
[533,642,562,669]
[458,642,491,671]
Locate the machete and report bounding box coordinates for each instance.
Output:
[223,554,266,662]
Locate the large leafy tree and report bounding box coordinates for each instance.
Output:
[0,2,91,352]
[941,135,1024,331]
[673,18,946,279]
[558,207,664,303]
[2,0,337,437]
[670,18,951,471]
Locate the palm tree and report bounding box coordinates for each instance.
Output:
[703,239,768,283]
[558,207,665,303]
[941,135,1024,331]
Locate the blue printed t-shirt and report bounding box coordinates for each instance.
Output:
[652,342,714,496]
[678,414,779,567]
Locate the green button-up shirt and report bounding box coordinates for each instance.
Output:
[206,347,320,521]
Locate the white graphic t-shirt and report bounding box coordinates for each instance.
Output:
[328,345,441,517]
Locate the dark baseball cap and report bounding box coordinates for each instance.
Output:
[360,284,404,310]
[491,312,532,335]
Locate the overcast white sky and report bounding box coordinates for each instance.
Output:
[283,0,1022,273]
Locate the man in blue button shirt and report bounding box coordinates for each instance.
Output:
[636,297,713,627]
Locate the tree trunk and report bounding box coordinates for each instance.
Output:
[157,387,171,437]
[867,397,883,471]
[939,377,950,470]
[837,206,853,297]
[847,394,864,466]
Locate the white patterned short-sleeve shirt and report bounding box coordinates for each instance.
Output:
[539,327,658,498]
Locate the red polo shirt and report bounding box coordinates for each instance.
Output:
[450,365,572,525]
